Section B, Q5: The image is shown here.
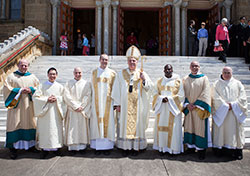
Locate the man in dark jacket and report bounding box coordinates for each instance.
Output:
[244,20,250,63]
[236,16,247,57]
[188,20,197,56]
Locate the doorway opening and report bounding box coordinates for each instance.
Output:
[123,9,159,55]
[73,9,95,55]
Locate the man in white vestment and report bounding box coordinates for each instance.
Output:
[183,61,212,160]
[90,54,116,155]
[33,67,65,159]
[64,67,92,155]
[152,64,184,155]
[111,45,153,156]
[3,59,39,159]
[212,67,248,160]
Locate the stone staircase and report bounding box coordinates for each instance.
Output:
[0,56,249,148]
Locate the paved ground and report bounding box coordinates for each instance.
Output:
[0,146,250,176]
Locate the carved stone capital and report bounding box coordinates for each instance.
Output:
[223,0,233,9]
[173,0,183,7]
[96,1,103,7]
[181,2,188,8]
[163,1,173,7]
[112,1,119,8]
[103,0,111,8]
[50,0,60,7]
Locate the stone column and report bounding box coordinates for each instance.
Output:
[96,1,103,55]
[0,0,6,19]
[103,0,111,54]
[181,2,188,56]
[173,0,182,56]
[50,0,60,55]
[112,1,119,55]
[223,0,233,22]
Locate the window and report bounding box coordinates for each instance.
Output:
[10,0,21,20]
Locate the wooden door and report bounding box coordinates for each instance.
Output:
[117,5,124,55]
[208,4,219,32]
[159,5,172,55]
[60,2,74,55]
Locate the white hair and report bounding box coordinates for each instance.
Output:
[221,18,228,24]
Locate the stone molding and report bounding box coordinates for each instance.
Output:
[96,1,103,7]
[173,0,183,7]
[50,0,61,7]
[181,2,188,8]
[223,0,233,9]
[0,26,50,55]
[111,1,119,8]
[103,0,111,8]
[163,1,173,7]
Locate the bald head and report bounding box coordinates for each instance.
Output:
[74,67,82,81]
[18,59,29,73]
[164,64,173,78]
[100,54,109,69]
[222,66,232,80]
[190,61,200,75]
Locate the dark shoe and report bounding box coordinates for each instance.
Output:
[218,57,222,60]
[198,150,206,160]
[122,150,129,157]
[40,150,49,159]
[79,150,86,155]
[103,150,110,156]
[159,151,165,156]
[68,150,77,156]
[54,149,63,156]
[95,150,102,155]
[213,148,223,157]
[233,149,243,160]
[28,146,39,153]
[222,59,227,63]
[9,148,17,160]
[131,150,139,156]
[185,148,195,154]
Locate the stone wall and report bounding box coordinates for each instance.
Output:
[24,0,52,37]
[0,22,24,42]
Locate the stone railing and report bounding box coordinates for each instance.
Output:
[0,26,53,88]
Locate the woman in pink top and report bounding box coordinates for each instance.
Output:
[216,18,230,63]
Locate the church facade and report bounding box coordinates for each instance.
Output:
[0,0,249,56]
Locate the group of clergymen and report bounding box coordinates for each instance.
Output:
[3,45,248,160]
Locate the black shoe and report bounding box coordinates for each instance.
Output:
[185,148,195,154]
[198,150,206,160]
[213,148,223,157]
[9,148,17,160]
[218,57,222,60]
[159,151,165,156]
[68,150,77,156]
[54,149,63,156]
[131,150,139,156]
[103,150,110,156]
[222,59,227,63]
[79,150,86,155]
[28,146,39,153]
[95,150,101,156]
[122,150,129,157]
[233,149,243,160]
[40,150,49,159]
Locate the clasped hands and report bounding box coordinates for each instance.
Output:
[47,95,57,103]
[21,87,31,94]
[187,103,196,111]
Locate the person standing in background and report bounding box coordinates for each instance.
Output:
[90,33,95,55]
[197,22,208,56]
[82,34,89,56]
[188,20,197,56]
[60,31,68,56]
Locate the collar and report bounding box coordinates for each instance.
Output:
[14,70,31,76]
[45,80,55,85]
[189,73,205,78]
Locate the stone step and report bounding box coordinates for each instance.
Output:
[0,126,6,137]
[0,117,6,127]
[0,109,7,116]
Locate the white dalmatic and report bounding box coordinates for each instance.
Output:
[64,79,92,151]
[90,67,116,150]
[212,77,248,149]
[111,68,153,150]
[33,81,66,150]
[152,74,184,154]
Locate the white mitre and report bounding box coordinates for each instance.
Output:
[126,45,141,60]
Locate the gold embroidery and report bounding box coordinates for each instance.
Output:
[122,69,140,139]
[157,112,175,148]
[152,94,159,109]
[156,78,182,148]
[93,69,116,138]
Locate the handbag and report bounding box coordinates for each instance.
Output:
[214,44,224,52]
